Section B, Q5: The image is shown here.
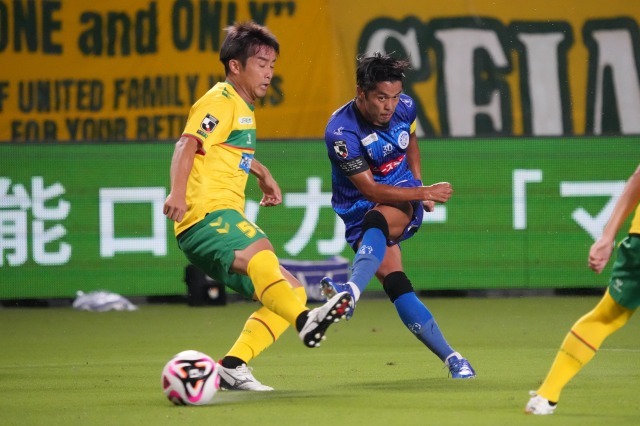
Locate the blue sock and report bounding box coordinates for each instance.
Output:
[393,293,455,361]
[349,228,386,295]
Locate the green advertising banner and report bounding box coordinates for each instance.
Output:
[0,138,637,299]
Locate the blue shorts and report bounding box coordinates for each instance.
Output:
[336,178,424,251]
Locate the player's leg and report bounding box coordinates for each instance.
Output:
[377,246,475,379]
[235,232,351,348]
[180,209,307,329]
[222,269,306,366]
[219,271,307,391]
[234,239,308,325]
[321,209,390,317]
[321,204,409,317]
[180,209,351,349]
[526,291,633,414]
[348,209,391,297]
[534,291,634,403]
[527,235,639,414]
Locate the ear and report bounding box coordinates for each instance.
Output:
[356,86,365,101]
[228,59,242,75]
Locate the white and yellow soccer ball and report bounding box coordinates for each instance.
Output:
[161,350,220,405]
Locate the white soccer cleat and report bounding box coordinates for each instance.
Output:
[217,363,274,391]
[525,391,557,415]
[299,291,352,348]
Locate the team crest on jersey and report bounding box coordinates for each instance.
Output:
[333,140,348,159]
[397,131,410,149]
[200,114,219,133]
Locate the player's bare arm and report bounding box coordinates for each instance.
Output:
[404,131,436,212]
[348,169,453,205]
[250,158,282,207]
[406,132,422,182]
[588,164,640,273]
[163,135,199,222]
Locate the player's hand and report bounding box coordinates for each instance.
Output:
[588,237,615,274]
[163,193,188,222]
[422,182,453,203]
[257,174,282,207]
[423,200,436,212]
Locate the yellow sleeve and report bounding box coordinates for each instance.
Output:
[183,95,234,152]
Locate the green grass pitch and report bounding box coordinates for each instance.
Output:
[1,295,638,425]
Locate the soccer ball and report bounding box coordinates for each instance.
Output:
[161,350,220,405]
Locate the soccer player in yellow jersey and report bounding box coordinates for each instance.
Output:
[526,164,640,415]
[163,22,352,391]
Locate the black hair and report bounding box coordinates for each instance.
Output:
[356,52,410,93]
[220,21,280,74]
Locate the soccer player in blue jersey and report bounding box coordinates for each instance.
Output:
[321,52,475,378]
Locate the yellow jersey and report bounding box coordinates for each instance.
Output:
[174,82,257,236]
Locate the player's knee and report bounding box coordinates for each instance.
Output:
[382,271,414,303]
[592,292,633,329]
[363,209,390,239]
[247,250,286,293]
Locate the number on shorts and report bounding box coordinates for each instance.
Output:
[236,220,257,238]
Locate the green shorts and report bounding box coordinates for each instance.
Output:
[177,209,267,299]
[608,234,640,310]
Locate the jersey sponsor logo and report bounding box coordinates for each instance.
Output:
[196,129,209,139]
[333,126,344,136]
[200,114,219,133]
[371,154,406,176]
[239,152,253,174]
[360,132,378,147]
[398,131,410,149]
[333,140,348,158]
[400,97,413,108]
[238,116,253,125]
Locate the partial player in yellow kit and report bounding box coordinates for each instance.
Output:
[174,81,258,236]
[163,22,352,391]
[526,164,640,415]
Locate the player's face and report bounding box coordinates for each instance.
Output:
[357,81,403,126]
[236,45,277,102]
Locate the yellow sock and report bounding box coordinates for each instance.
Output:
[537,292,633,402]
[293,285,308,306]
[226,287,308,363]
[247,250,307,327]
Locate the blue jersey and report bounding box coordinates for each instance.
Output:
[324,94,423,248]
